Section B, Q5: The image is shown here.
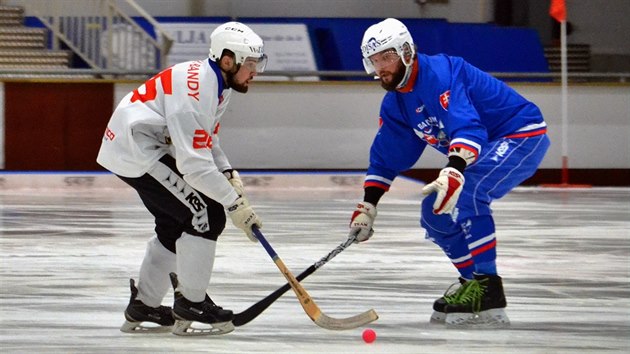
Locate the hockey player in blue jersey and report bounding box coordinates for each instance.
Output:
[348,18,550,328]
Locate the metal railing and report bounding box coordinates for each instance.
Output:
[16,0,173,70]
[1,68,629,83]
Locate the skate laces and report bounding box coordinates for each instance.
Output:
[199,301,218,313]
[203,295,224,310]
[187,295,224,314]
[443,279,488,313]
[131,301,172,316]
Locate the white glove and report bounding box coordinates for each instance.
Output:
[348,201,377,243]
[421,167,465,215]
[223,169,245,196]
[227,196,262,242]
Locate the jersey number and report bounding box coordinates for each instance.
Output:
[131,68,173,103]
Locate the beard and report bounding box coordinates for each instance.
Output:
[379,61,407,91]
[226,68,249,93]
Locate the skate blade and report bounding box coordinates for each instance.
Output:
[120,320,173,333]
[429,311,446,324]
[445,309,510,329]
[171,319,235,336]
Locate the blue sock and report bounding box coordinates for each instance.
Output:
[474,261,497,275]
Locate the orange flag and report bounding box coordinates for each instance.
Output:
[550,0,566,22]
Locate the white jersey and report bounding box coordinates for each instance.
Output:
[97,59,239,207]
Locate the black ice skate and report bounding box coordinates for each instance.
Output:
[120,278,175,333]
[443,274,510,328]
[430,277,467,324]
[169,272,235,336]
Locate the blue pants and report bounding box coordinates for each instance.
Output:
[420,134,550,278]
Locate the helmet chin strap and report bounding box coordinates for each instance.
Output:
[396,62,413,89]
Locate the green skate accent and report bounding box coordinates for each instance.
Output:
[443,278,488,313]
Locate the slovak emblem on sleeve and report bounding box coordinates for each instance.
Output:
[439,90,450,111]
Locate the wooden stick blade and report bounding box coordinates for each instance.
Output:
[288,271,379,330]
[313,309,379,330]
[275,253,379,331]
[233,235,357,327]
[253,226,379,331]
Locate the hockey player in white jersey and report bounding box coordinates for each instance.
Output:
[97,22,267,335]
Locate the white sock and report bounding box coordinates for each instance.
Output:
[175,233,216,303]
[136,236,177,307]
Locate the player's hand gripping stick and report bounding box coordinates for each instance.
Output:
[227,196,262,242]
[422,167,465,214]
[348,201,377,243]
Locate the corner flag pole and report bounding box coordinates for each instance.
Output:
[560,18,569,185]
[543,0,590,188]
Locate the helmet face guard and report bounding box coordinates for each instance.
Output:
[361,18,415,75]
[363,48,401,73]
[209,22,267,73]
[241,54,268,73]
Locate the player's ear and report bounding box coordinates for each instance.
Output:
[219,50,237,73]
[402,42,413,62]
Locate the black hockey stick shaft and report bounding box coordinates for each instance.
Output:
[232,233,357,327]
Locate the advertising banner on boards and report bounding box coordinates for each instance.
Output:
[161,22,318,81]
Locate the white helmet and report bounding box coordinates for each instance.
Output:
[360,18,415,75]
[209,21,267,72]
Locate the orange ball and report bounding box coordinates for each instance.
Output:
[362,328,376,343]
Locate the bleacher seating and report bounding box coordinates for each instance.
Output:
[0,5,73,77]
[544,43,591,73]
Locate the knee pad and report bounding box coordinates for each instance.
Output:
[186,214,226,241]
[185,196,227,241]
[157,205,226,248]
[463,215,495,240]
[420,193,460,237]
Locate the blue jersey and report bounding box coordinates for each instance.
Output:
[366,54,547,190]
